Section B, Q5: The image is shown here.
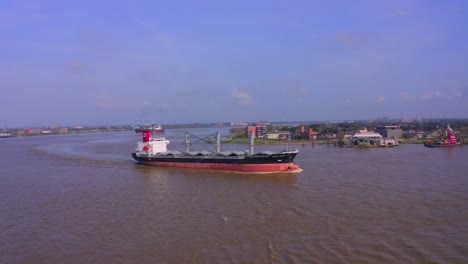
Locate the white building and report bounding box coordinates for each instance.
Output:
[351,128,382,147]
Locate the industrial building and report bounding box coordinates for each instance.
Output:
[246,123,268,138]
[299,125,319,140]
[375,125,403,139]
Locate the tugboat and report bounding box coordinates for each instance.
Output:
[424,124,461,148]
[132,131,302,173]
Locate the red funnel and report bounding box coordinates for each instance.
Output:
[142,131,150,142]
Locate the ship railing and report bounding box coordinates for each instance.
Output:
[281,149,299,154]
[151,154,246,159]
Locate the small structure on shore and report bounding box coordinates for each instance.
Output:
[341,128,400,148]
[342,128,382,147]
[375,125,402,140]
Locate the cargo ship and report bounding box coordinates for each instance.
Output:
[424,124,461,148]
[134,124,164,134]
[132,131,302,173]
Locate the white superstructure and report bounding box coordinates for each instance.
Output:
[352,128,383,140]
[136,134,170,156]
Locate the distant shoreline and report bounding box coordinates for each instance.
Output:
[1,130,430,145]
[222,139,427,145]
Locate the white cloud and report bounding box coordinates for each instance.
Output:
[129,14,171,45]
[334,32,362,49]
[64,59,88,74]
[393,9,409,17]
[230,89,254,106]
[400,90,452,101]
[342,98,352,105]
[400,87,463,101]
[92,92,115,109]
[400,91,414,99]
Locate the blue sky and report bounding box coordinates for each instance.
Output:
[1,0,468,127]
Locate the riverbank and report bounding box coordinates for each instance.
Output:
[223,138,432,145]
[223,139,333,145]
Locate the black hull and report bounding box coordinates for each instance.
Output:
[131,151,300,172]
[132,152,298,164]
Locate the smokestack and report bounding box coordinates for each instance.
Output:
[143,131,150,142]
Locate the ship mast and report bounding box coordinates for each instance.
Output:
[184,132,190,153]
[215,132,221,154]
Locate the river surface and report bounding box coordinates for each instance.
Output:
[1,128,467,263]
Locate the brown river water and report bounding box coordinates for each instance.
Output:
[1,128,467,263]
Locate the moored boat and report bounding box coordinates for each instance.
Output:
[424,124,461,148]
[0,133,13,138]
[379,138,398,147]
[131,131,302,173]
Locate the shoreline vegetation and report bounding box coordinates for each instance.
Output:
[226,119,468,146]
[222,136,430,145]
[2,119,468,145]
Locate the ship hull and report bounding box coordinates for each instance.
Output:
[424,142,461,148]
[132,153,301,173]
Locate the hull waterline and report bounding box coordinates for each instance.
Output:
[424,142,461,148]
[136,160,301,173]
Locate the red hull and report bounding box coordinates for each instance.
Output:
[138,161,301,173]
